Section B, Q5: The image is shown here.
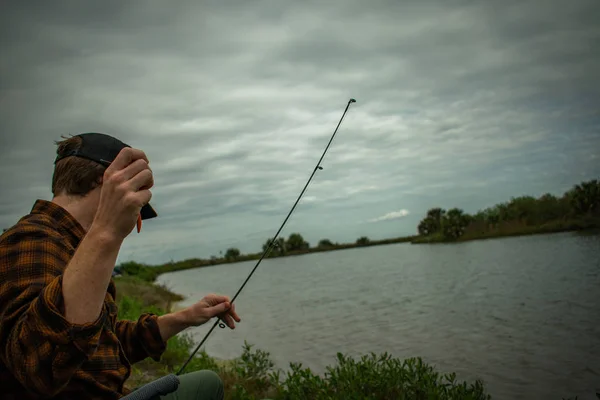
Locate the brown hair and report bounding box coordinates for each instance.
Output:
[51,135,106,196]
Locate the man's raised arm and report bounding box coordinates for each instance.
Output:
[63,147,153,325]
[0,147,154,397]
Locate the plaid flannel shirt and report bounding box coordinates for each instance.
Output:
[0,200,167,399]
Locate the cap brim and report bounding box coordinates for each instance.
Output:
[140,203,157,220]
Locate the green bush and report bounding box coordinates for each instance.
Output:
[274,352,491,400]
[118,295,165,320]
[226,342,280,399]
[195,342,492,400]
[118,261,160,282]
[167,333,220,373]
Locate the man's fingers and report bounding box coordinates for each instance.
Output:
[129,169,154,191]
[206,301,230,318]
[130,189,153,210]
[199,295,240,328]
[109,147,149,171]
[220,313,235,329]
[229,304,241,322]
[120,158,151,183]
[206,294,230,306]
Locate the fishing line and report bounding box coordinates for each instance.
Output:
[176,98,357,376]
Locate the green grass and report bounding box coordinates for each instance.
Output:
[114,275,184,308]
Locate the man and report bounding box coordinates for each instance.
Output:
[0,132,241,399]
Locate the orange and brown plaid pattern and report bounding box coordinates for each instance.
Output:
[0,200,166,399]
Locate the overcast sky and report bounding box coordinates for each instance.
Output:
[1,0,599,265]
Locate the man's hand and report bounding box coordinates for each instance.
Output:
[183,294,241,329]
[91,147,154,241]
[157,294,241,342]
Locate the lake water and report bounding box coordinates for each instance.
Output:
[156,232,600,399]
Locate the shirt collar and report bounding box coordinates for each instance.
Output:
[30,199,87,248]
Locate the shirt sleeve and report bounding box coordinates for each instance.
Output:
[0,226,108,398]
[114,314,167,364]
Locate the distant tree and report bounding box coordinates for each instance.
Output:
[286,233,309,252]
[356,236,370,246]
[441,208,471,239]
[568,179,600,215]
[503,196,540,224]
[417,207,445,236]
[417,219,432,236]
[495,202,514,221]
[262,237,286,256]
[224,247,241,261]
[535,193,564,222]
[317,239,334,248]
[427,208,444,219]
[484,208,501,225]
[415,177,600,240]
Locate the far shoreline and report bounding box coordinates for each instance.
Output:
[116,177,599,280]
[120,219,598,281]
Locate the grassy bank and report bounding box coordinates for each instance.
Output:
[115,276,495,399]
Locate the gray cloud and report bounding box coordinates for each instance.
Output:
[1,0,599,264]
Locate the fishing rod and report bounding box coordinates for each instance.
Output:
[176,98,357,376]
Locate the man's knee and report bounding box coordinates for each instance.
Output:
[184,369,224,400]
[194,370,223,391]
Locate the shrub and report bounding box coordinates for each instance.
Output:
[117,294,166,320]
[118,260,160,282]
[190,343,492,400]
[275,352,491,400]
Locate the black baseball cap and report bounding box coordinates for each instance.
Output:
[54,132,157,220]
